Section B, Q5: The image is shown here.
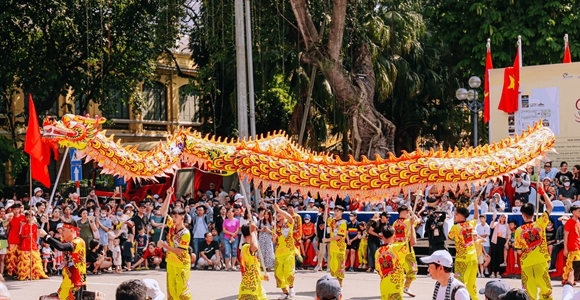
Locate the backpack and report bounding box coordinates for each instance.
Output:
[451,283,467,300]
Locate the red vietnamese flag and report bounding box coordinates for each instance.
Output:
[498,48,520,114]
[564,35,572,63]
[24,94,51,188]
[483,42,493,123]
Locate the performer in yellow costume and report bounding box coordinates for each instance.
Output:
[515,185,553,300]
[239,222,268,300]
[393,205,418,297]
[40,220,87,300]
[375,217,415,300]
[357,222,368,269]
[272,204,295,300]
[324,205,347,286]
[17,211,48,280]
[287,204,303,261]
[6,202,25,277]
[158,187,193,300]
[448,200,479,300]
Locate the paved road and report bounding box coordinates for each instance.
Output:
[5,269,569,300]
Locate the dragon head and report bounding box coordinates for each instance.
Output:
[43,114,106,149]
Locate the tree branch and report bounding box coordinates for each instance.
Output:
[328,0,347,61]
[163,48,197,79]
[289,0,319,50]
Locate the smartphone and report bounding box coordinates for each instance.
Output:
[82,291,96,300]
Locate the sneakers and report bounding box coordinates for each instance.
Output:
[490,274,496,278]
[404,288,416,297]
[289,288,296,297]
[548,268,557,272]
[313,265,321,272]
[514,264,519,268]
[348,267,354,272]
[278,294,292,299]
[215,266,221,271]
[499,263,507,267]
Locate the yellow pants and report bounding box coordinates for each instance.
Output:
[404,252,417,289]
[358,239,368,265]
[274,253,295,293]
[522,263,553,300]
[381,292,403,300]
[454,259,478,300]
[6,244,18,276]
[167,264,192,300]
[329,249,346,285]
[563,250,580,284]
[17,250,47,280]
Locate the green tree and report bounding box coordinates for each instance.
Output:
[0,0,186,117]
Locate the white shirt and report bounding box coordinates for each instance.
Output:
[435,278,470,300]
[476,223,491,247]
[30,196,44,207]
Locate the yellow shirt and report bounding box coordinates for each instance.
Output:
[239,244,267,300]
[327,218,347,253]
[292,212,303,242]
[59,237,87,300]
[475,239,483,256]
[275,220,295,256]
[514,211,550,267]
[166,216,191,267]
[375,243,408,295]
[448,220,477,262]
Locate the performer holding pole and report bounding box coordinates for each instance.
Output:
[18,210,47,280]
[6,202,25,278]
[272,203,296,299]
[239,182,268,275]
[157,187,193,300]
[238,222,269,299]
[392,204,419,297]
[38,219,86,300]
[448,187,484,300]
[514,182,553,300]
[323,204,347,287]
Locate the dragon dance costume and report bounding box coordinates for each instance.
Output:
[165,216,192,300]
[17,222,47,280]
[44,229,87,300]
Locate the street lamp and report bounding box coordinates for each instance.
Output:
[456,76,482,147]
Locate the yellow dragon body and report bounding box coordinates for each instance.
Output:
[42,114,555,197]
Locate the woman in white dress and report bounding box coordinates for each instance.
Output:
[258,209,275,271]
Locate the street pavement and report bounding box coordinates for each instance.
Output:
[5,269,570,300]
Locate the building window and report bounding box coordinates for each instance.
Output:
[178,85,199,124]
[142,81,167,131]
[102,90,130,130]
[142,81,167,121]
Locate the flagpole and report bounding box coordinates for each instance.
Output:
[42,147,70,230]
[517,35,522,68]
[29,160,33,207]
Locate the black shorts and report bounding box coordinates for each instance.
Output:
[123,255,133,263]
[347,240,360,250]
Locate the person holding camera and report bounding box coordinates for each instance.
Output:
[512,170,531,204]
[426,210,447,254]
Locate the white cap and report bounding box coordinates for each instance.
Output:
[34,187,43,195]
[419,250,453,268]
[142,278,165,300]
[4,200,14,210]
[124,203,133,209]
[234,194,244,201]
[153,194,160,199]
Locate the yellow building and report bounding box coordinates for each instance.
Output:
[3,47,199,186]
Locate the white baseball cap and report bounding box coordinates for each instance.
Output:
[234,194,244,201]
[419,250,453,268]
[142,278,164,300]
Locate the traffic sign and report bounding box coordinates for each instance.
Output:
[70,149,81,163]
[71,163,82,181]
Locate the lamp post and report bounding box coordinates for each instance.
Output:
[456,76,482,147]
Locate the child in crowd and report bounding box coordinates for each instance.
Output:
[135,228,149,269]
[112,238,122,273]
[507,220,519,268]
[122,234,135,271]
[41,241,54,274]
[358,221,368,270]
[475,237,490,277]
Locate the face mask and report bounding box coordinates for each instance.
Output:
[101,213,107,218]
[117,212,123,216]
[304,219,311,223]
[565,182,571,187]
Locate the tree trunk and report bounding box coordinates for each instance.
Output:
[289,0,396,159]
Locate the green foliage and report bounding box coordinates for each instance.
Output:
[0,136,28,190]
[0,0,186,117]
